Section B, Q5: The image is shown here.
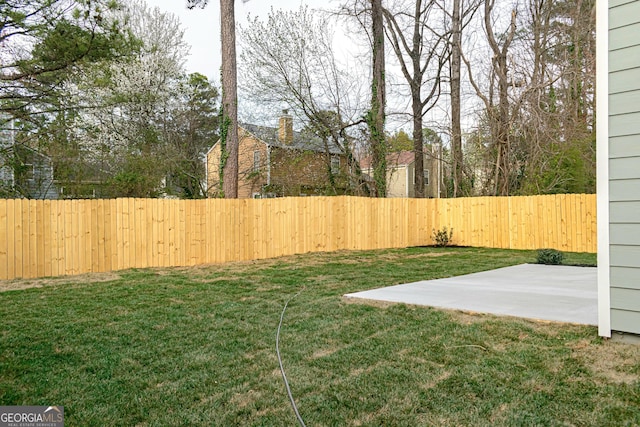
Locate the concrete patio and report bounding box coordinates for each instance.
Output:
[344,264,598,325]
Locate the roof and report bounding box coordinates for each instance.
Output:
[0,143,53,163]
[241,123,343,155]
[360,150,416,170]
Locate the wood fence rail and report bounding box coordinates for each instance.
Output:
[0,194,596,280]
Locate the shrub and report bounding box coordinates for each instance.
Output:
[432,227,454,247]
[537,248,564,265]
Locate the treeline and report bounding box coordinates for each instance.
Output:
[238,0,596,197]
[1,0,595,199]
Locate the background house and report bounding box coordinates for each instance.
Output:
[206,111,349,198]
[0,144,59,199]
[597,0,640,338]
[360,147,443,198]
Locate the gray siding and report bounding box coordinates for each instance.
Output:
[610,22,640,50]
[610,135,640,158]
[609,91,640,116]
[610,0,640,28]
[610,179,640,201]
[610,0,636,8]
[611,310,640,335]
[609,68,640,93]
[610,224,640,247]
[609,0,640,335]
[611,267,640,290]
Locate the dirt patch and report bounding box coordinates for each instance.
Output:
[420,371,452,390]
[376,252,455,261]
[449,310,493,325]
[337,251,456,266]
[230,389,261,409]
[343,297,495,323]
[342,296,398,309]
[349,361,384,378]
[0,271,121,292]
[309,344,343,360]
[569,338,640,384]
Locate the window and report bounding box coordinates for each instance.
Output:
[253,151,261,172]
[24,163,35,181]
[331,156,340,174]
[424,169,429,186]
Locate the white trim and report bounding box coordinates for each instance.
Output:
[253,150,261,172]
[267,145,271,186]
[204,151,209,197]
[204,140,219,157]
[596,0,611,338]
[330,155,340,174]
[406,164,410,197]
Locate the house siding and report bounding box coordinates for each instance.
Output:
[206,143,221,196]
[0,145,58,199]
[270,147,347,196]
[362,152,441,198]
[206,130,268,199]
[236,132,268,199]
[206,127,348,199]
[608,0,640,335]
[387,166,408,197]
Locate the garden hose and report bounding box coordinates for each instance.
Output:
[276,287,307,427]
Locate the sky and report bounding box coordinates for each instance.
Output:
[143,0,336,81]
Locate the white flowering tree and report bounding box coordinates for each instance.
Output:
[68,0,210,197]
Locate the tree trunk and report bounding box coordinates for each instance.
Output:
[220,0,239,198]
[412,0,424,199]
[370,0,386,197]
[497,52,510,196]
[451,0,463,197]
[413,91,425,198]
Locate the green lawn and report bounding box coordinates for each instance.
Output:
[1,247,638,426]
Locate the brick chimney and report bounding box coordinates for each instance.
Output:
[278,109,293,145]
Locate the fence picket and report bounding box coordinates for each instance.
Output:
[0,200,7,280]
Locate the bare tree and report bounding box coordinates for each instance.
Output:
[462,0,517,196]
[187,0,239,198]
[239,6,372,195]
[442,0,481,197]
[383,0,448,198]
[516,0,596,194]
[461,0,595,196]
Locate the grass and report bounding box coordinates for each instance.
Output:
[0,247,638,426]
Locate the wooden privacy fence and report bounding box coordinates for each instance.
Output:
[0,194,596,280]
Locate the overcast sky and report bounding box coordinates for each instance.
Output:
[143,0,337,81]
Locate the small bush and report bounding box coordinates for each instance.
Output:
[432,227,454,247]
[537,248,564,265]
